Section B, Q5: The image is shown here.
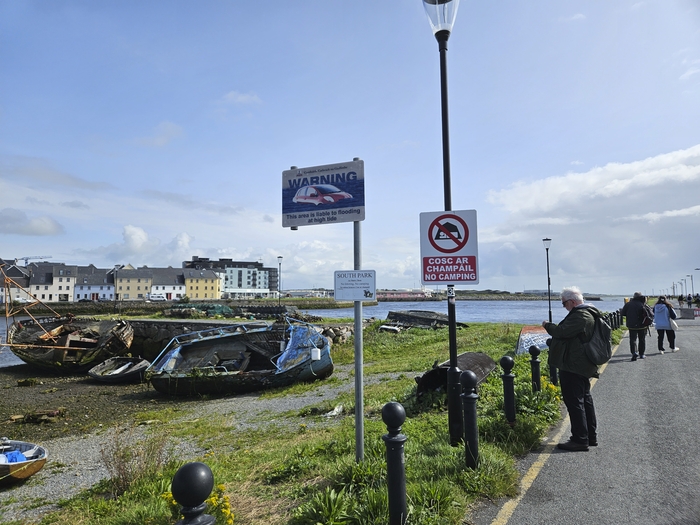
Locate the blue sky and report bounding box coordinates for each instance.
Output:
[1,1,699,296]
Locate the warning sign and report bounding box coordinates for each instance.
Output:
[420,210,479,284]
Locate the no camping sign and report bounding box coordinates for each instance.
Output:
[420,210,479,285]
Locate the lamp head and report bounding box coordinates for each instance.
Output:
[542,238,552,250]
[422,0,460,35]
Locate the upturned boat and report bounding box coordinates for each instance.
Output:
[0,438,47,485]
[6,316,134,372]
[87,356,150,383]
[146,318,333,396]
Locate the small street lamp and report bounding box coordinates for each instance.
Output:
[277,256,283,306]
[542,238,557,385]
[542,238,552,323]
[421,0,462,446]
[688,274,695,296]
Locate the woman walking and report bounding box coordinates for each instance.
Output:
[654,296,678,354]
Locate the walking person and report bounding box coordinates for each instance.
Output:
[654,296,679,353]
[621,292,649,361]
[542,286,600,451]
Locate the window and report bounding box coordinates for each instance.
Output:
[59,277,63,282]
[58,286,62,290]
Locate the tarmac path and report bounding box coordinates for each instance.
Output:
[469,317,700,525]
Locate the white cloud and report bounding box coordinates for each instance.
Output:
[2,156,112,191]
[136,121,184,147]
[221,91,262,105]
[560,13,586,22]
[624,204,700,223]
[0,208,65,236]
[680,67,700,81]
[486,144,700,215]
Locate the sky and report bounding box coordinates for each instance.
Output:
[1,0,700,297]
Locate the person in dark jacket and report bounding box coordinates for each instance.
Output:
[543,286,600,452]
[620,292,649,360]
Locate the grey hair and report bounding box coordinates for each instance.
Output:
[561,286,584,304]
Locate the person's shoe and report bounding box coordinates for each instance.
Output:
[588,439,598,447]
[631,354,638,361]
[639,354,646,359]
[672,347,680,352]
[659,349,665,354]
[557,440,589,452]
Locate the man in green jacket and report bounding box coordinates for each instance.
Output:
[543,286,600,452]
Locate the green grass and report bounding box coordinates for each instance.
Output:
[7,322,622,525]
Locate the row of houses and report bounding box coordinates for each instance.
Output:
[0,256,280,303]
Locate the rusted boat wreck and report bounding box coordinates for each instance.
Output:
[87,356,150,383]
[146,317,333,396]
[6,316,134,372]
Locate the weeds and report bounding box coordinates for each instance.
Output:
[99,427,171,497]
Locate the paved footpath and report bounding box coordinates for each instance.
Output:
[469,317,700,525]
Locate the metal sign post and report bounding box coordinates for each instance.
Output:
[420,210,479,445]
[283,158,367,462]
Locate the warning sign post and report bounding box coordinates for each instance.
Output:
[420,210,479,284]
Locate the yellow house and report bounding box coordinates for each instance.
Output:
[115,264,153,301]
[183,268,221,301]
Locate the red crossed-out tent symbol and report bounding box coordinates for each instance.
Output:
[428,214,469,254]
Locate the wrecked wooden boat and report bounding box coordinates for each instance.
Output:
[88,356,150,383]
[415,352,496,398]
[6,317,134,372]
[146,318,333,396]
[385,310,469,329]
[0,438,47,485]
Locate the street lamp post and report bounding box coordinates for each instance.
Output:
[542,238,552,323]
[277,256,283,306]
[681,278,687,297]
[542,238,557,385]
[422,0,462,446]
[688,274,695,296]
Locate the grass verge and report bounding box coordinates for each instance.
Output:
[5,321,622,525]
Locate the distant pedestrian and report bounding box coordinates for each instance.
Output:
[653,296,678,354]
[620,292,649,361]
[678,295,684,308]
[688,294,693,305]
[542,286,599,452]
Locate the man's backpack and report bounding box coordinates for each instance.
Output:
[640,303,654,327]
[581,310,613,365]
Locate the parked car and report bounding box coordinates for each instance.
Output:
[292,184,352,205]
[78,298,94,303]
[149,294,167,302]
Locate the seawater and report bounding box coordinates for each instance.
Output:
[302,299,627,325]
[0,323,24,368]
[0,298,627,369]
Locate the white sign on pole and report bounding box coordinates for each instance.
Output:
[282,159,365,228]
[420,210,479,285]
[334,270,376,301]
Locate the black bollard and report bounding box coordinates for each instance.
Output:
[460,370,479,469]
[528,345,541,393]
[172,462,216,525]
[382,402,407,525]
[500,355,516,426]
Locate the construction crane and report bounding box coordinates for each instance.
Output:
[15,255,52,266]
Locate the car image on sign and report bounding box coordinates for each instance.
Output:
[292,184,352,206]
